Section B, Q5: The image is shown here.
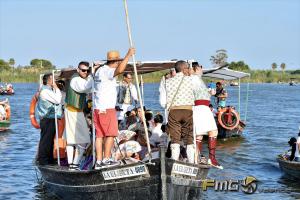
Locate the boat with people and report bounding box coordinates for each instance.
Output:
[202,67,250,139]
[31,60,212,200]
[0,83,15,95]
[0,98,11,132]
[277,154,300,179]
[229,81,239,86]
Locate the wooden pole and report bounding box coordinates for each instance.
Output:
[123,0,152,161]
[52,70,60,166]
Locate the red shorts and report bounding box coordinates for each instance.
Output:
[94,109,118,138]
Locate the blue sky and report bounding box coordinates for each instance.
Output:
[0,0,299,69]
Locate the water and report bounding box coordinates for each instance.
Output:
[0,83,300,200]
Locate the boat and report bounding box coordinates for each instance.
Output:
[289,78,296,86]
[202,67,250,139]
[37,147,210,200]
[229,81,239,86]
[277,154,300,179]
[0,83,15,95]
[35,62,212,200]
[0,98,11,132]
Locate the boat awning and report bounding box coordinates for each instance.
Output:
[202,67,250,80]
[55,60,179,79]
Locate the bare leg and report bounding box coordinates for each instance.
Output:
[96,137,103,161]
[195,135,203,162]
[104,136,114,159]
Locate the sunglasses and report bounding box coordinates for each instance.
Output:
[79,68,90,73]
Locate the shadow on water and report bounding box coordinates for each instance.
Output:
[34,181,60,200]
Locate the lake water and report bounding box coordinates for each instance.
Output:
[0,83,300,200]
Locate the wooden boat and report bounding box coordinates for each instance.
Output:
[277,154,300,179]
[229,81,239,86]
[0,99,10,132]
[202,67,250,139]
[36,62,213,199]
[37,147,210,200]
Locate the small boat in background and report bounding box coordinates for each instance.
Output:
[229,81,239,86]
[277,154,300,179]
[0,83,15,95]
[289,78,296,86]
[0,98,11,131]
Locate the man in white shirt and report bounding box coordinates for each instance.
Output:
[37,73,62,165]
[65,61,93,170]
[94,48,135,169]
[116,72,138,123]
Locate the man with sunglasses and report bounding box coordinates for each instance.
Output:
[116,72,138,124]
[65,61,93,170]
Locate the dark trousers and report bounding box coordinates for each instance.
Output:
[37,118,56,165]
[167,109,193,145]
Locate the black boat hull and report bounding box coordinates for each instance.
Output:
[277,155,300,179]
[38,149,210,200]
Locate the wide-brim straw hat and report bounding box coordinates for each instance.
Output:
[106,50,123,61]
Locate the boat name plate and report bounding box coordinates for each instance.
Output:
[102,164,148,180]
[171,163,198,177]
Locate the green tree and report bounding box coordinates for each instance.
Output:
[271,63,277,71]
[228,61,250,71]
[30,59,54,69]
[0,59,10,71]
[210,49,228,67]
[280,63,286,73]
[8,58,15,67]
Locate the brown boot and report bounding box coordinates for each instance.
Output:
[208,137,223,169]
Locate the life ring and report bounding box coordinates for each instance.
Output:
[217,107,240,130]
[5,105,11,120]
[30,93,40,129]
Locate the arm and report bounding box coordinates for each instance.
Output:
[159,77,167,108]
[70,76,92,93]
[290,144,296,161]
[114,48,136,77]
[131,84,138,101]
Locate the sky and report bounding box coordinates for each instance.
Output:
[0,0,299,70]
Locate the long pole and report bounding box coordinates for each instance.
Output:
[52,70,60,166]
[91,63,96,166]
[123,0,152,162]
[140,75,144,103]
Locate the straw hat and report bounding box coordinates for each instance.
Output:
[106,50,123,61]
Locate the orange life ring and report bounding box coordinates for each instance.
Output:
[53,117,67,159]
[30,92,40,129]
[217,107,240,130]
[5,105,11,120]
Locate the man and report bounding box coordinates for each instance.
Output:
[191,62,222,169]
[160,60,195,163]
[37,74,62,165]
[94,48,135,169]
[65,61,93,170]
[116,72,138,123]
[215,82,228,108]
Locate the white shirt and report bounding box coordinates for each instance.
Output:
[296,136,300,159]
[150,123,164,146]
[94,65,117,111]
[70,75,93,93]
[39,86,62,104]
[159,76,167,108]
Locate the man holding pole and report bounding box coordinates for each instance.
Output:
[94,48,135,169]
[37,73,62,165]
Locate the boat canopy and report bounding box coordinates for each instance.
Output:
[55,60,250,80]
[202,67,250,80]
